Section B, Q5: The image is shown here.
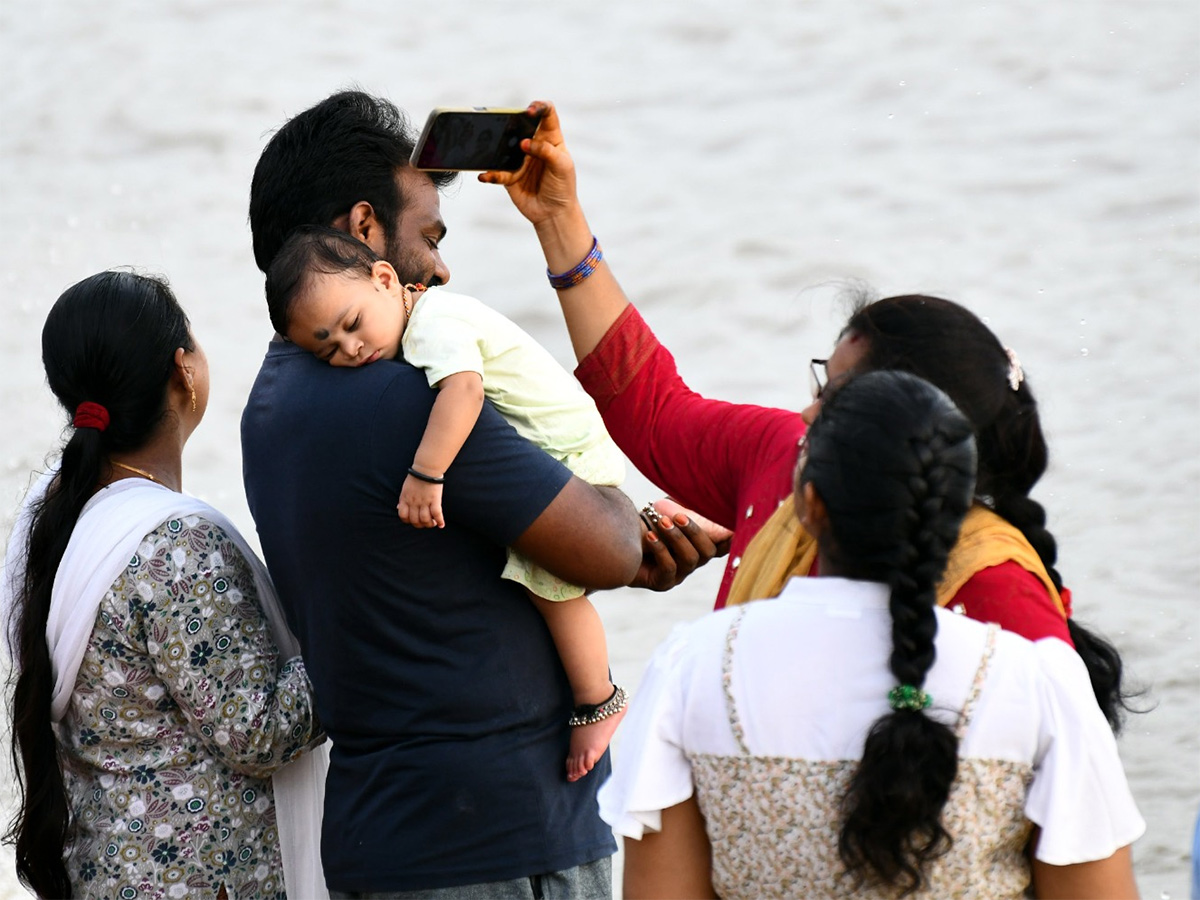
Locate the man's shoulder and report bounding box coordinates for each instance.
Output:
[243,345,433,441]
[251,343,426,393]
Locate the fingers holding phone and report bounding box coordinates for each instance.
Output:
[476,102,581,228]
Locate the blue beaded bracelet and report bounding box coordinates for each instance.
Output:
[547,236,603,290]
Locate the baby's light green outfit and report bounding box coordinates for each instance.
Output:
[402,288,625,600]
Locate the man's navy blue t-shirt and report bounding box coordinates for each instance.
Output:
[241,342,615,891]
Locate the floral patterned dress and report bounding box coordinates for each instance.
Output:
[58,515,321,900]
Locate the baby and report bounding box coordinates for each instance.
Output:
[265,224,627,781]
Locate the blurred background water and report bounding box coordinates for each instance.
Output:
[1,1,1197,895]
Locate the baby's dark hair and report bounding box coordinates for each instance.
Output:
[264,225,381,337]
[845,294,1139,733]
[798,369,977,895]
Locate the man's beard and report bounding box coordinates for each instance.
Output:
[386,234,434,287]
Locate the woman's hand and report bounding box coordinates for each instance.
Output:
[652,498,734,551]
[630,502,729,592]
[482,98,621,361]
[479,101,581,232]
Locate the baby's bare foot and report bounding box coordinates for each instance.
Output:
[566,685,628,782]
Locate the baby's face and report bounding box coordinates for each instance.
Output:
[287,269,404,367]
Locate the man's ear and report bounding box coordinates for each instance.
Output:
[333,202,388,256]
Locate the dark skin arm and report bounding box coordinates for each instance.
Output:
[509,479,724,591]
[510,481,643,589]
[487,102,725,593]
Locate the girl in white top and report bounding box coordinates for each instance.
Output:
[265,225,629,781]
[598,370,1143,899]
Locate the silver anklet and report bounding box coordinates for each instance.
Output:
[568,685,628,727]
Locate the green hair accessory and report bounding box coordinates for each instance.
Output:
[888,684,932,712]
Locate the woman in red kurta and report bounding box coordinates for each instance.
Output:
[485,100,1133,732]
[574,305,1071,648]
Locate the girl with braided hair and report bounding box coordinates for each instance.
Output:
[598,371,1142,898]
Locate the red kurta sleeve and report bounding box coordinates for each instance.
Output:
[575,305,804,530]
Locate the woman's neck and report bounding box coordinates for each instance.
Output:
[106,430,185,492]
[815,550,841,578]
[106,454,182,491]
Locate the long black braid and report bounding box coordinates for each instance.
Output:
[799,370,977,894]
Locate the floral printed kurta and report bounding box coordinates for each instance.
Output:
[59,515,321,900]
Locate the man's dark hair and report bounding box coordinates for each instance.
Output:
[249,90,456,273]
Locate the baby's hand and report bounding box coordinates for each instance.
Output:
[398,476,446,528]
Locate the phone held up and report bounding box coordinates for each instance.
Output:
[411,107,545,172]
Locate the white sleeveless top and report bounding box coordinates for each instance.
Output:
[693,614,1030,898]
[599,577,1144,898]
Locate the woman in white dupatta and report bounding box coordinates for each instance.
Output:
[2,271,327,899]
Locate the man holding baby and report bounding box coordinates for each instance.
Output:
[241,90,714,898]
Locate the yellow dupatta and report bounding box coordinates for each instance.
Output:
[724,495,817,607]
[726,502,1067,618]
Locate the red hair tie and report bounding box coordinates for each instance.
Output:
[73,401,110,432]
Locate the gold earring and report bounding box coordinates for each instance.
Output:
[190,388,197,413]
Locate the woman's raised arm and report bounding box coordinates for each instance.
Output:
[481,101,631,361]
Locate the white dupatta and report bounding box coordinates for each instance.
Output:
[1,471,329,899]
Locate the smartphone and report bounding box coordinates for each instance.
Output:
[411,107,544,172]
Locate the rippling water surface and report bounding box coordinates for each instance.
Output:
[2,2,1197,895]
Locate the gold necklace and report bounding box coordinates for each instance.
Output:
[401,283,423,331]
[111,461,161,484]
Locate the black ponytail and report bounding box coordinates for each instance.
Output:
[5,271,192,898]
[846,294,1140,733]
[799,370,977,894]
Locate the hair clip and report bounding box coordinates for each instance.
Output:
[888,684,932,712]
[1005,347,1024,392]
